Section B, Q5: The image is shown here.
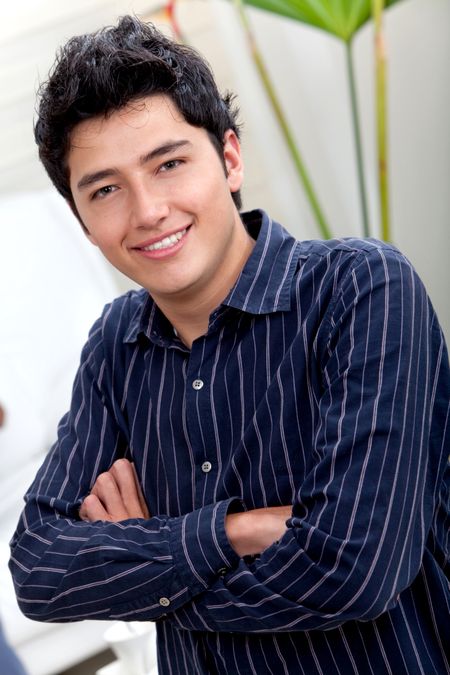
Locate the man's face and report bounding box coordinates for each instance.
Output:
[68,95,246,306]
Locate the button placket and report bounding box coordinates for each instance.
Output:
[185,338,217,507]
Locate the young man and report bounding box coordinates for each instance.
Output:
[9,16,449,675]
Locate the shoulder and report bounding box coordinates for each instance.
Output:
[76,288,151,390]
[295,236,417,290]
[86,287,150,350]
[289,236,432,340]
[298,236,403,264]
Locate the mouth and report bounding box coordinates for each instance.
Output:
[135,226,189,253]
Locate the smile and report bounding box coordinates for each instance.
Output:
[141,228,187,252]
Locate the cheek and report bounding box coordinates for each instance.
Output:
[182,161,230,202]
[82,222,120,254]
[77,203,125,249]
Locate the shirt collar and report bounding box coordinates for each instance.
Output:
[124,210,300,344]
[223,210,299,314]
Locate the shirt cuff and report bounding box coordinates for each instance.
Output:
[170,498,243,594]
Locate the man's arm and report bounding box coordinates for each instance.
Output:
[161,247,449,633]
[80,246,448,634]
[9,306,242,623]
[10,249,449,631]
[80,458,292,557]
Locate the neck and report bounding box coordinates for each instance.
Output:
[156,231,255,349]
[165,303,216,349]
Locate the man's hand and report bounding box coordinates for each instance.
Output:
[79,458,150,522]
[79,458,288,557]
[225,505,292,558]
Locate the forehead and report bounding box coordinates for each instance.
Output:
[69,94,188,148]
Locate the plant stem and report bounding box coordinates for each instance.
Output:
[345,40,370,237]
[165,1,184,42]
[233,0,332,239]
[373,0,391,242]
[141,3,170,22]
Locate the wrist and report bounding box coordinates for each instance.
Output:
[225,505,291,558]
[225,511,252,558]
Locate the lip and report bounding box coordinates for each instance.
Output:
[132,225,190,250]
[132,225,191,259]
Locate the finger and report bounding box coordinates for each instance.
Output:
[110,459,149,518]
[79,493,112,522]
[131,462,151,518]
[91,471,130,521]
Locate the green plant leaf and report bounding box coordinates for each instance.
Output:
[242,0,405,42]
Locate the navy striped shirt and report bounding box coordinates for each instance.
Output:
[10,211,450,674]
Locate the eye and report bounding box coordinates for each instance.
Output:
[91,185,117,201]
[159,159,183,173]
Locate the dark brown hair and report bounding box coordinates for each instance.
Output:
[35,15,242,210]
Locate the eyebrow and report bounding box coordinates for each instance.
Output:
[76,139,192,192]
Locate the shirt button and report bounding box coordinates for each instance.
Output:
[201,461,212,473]
[159,597,171,608]
[192,379,204,390]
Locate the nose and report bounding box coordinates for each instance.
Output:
[129,184,170,229]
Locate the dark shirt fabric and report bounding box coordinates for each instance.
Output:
[10,211,450,674]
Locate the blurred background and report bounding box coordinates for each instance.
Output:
[0,1,448,674]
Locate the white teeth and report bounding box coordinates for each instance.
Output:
[142,228,186,252]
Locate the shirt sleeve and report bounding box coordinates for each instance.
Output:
[162,246,450,633]
[8,310,241,623]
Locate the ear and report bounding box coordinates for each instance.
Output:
[223,129,244,193]
[66,199,99,245]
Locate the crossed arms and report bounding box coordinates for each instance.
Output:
[79,458,291,559]
[9,246,448,632]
